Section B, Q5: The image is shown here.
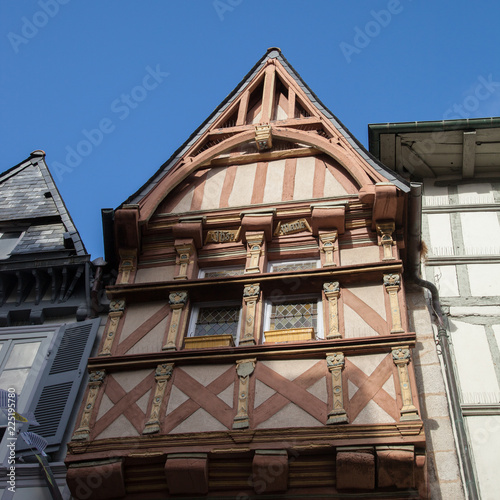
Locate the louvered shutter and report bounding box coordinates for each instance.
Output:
[16,319,99,454]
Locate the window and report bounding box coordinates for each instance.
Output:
[198,266,245,278]
[264,295,323,341]
[268,259,319,273]
[270,300,318,331]
[0,231,23,259]
[0,320,99,462]
[188,303,242,346]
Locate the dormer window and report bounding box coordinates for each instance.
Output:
[0,231,23,260]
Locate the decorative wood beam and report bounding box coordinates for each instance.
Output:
[392,346,419,421]
[323,282,341,339]
[203,146,321,168]
[99,299,125,356]
[260,65,276,123]
[233,358,256,429]
[72,370,106,441]
[384,273,405,334]
[163,291,188,351]
[240,283,260,346]
[326,352,348,424]
[236,89,250,126]
[462,130,476,179]
[143,363,174,434]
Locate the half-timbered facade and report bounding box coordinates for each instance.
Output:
[66,49,431,498]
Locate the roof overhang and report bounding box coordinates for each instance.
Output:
[368,117,500,180]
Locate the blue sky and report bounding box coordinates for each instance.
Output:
[1,1,500,259]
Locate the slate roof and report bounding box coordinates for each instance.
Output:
[123,48,409,207]
[0,151,86,258]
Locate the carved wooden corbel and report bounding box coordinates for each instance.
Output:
[383,273,405,333]
[240,283,260,346]
[143,363,174,434]
[72,370,106,441]
[163,291,188,350]
[99,299,125,356]
[326,352,348,424]
[392,346,419,421]
[233,358,257,429]
[319,231,338,267]
[323,281,341,339]
[377,221,396,261]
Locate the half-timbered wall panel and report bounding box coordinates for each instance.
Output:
[162,156,356,215]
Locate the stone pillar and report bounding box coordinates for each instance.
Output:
[392,346,419,421]
[377,221,396,261]
[72,370,106,441]
[174,240,196,280]
[323,281,341,339]
[163,291,188,351]
[245,232,265,274]
[99,299,125,356]
[319,230,338,267]
[240,283,260,346]
[326,352,348,424]
[143,363,174,434]
[384,273,405,333]
[233,358,256,429]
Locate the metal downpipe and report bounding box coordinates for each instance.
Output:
[407,182,479,500]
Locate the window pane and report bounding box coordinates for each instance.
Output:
[272,261,317,272]
[194,306,240,338]
[271,301,317,330]
[5,342,41,369]
[0,368,30,394]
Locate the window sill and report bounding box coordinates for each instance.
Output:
[264,327,315,344]
[184,334,235,349]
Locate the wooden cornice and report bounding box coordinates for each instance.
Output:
[86,331,416,373]
[105,261,403,303]
[66,420,424,460]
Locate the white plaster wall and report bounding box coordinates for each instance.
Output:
[200,167,226,210]
[426,213,454,255]
[262,159,285,204]
[228,162,257,206]
[171,185,194,213]
[135,265,175,283]
[467,263,500,296]
[324,167,349,197]
[461,212,500,254]
[432,265,459,297]
[466,416,500,500]
[340,245,380,266]
[293,156,315,200]
[423,181,449,206]
[450,320,500,404]
[457,182,495,204]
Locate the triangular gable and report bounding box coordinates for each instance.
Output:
[0,151,86,256]
[122,48,409,224]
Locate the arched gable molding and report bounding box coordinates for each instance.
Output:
[138,127,382,223]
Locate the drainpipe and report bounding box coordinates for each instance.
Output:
[407,182,479,500]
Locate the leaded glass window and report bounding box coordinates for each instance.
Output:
[271,262,317,273]
[270,301,317,331]
[193,306,240,338]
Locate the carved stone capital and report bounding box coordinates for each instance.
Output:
[109,299,125,313]
[174,241,196,280]
[392,346,411,365]
[383,273,401,290]
[319,231,339,267]
[392,346,419,421]
[169,291,188,308]
[243,283,260,299]
[327,352,345,369]
[118,249,137,284]
[323,281,340,296]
